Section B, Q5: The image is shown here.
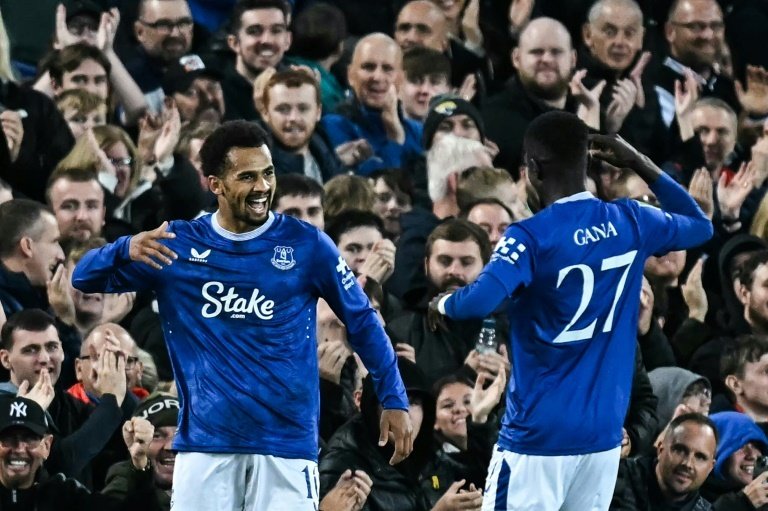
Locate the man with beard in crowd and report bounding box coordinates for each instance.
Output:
[161,55,224,124]
[46,169,106,245]
[388,219,509,385]
[262,69,344,182]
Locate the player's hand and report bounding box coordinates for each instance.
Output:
[620,428,632,458]
[17,369,54,411]
[129,221,177,270]
[122,417,154,470]
[427,292,452,332]
[379,409,413,465]
[431,480,483,511]
[319,469,372,511]
[588,133,645,170]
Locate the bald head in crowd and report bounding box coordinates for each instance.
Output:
[348,34,403,111]
[394,1,448,52]
[513,18,576,104]
[665,0,723,72]
[78,323,143,390]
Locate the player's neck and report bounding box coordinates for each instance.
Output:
[540,182,587,207]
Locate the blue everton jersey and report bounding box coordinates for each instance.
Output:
[443,174,712,456]
[72,212,408,460]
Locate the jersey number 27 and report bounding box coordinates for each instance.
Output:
[552,250,637,344]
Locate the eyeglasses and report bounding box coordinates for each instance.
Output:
[138,17,194,33]
[671,21,724,34]
[109,157,133,168]
[0,431,43,449]
[79,355,140,368]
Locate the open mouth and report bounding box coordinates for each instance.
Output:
[246,196,268,215]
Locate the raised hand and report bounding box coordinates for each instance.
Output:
[687,168,714,219]
[92,341,127,405]
[570,69,606,130]
[122,417,154,470]
[681,256,707,322]
[460,0,483,51]
[381,83,405,144]
[509,0,535,34]
[470,369,506,424]
[675,68,700,141]
[96,8,120,53]
[379,409,413,465]
[47,263,75,325]
[456,73,477,102]
[129,221,178,270]
[637,278,654,336]
[54,4,80,48]
[359,239,396,284]
[629,51,651,108]
[588,133,646,170]
[318,339,351,385]
[605,79,639,134]
[17,369,54,411]
[716,161,756,220]
[1,110,24,163]
[735,65,768,116]
[153,99,182,164]
[102,292,137,324]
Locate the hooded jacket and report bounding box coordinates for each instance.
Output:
[649,367,710,432]
[319,358,437,511]
[700,412,768,510]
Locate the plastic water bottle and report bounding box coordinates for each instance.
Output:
[475,318,498,355]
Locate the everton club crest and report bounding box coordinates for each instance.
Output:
[271,246,296,270]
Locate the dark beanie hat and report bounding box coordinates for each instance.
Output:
[133,393,179,428]
[422,95,485,150]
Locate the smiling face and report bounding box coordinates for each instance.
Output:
[149,425,176,489]
[48,177,105,242]
[434,381,471,446]
[0,429,52,490]
[229,8,291,79]
[0,326,64,388]
[348,37,402,110]
[726,441,762,486]
[208,145,276,233]
[265,83,321,151]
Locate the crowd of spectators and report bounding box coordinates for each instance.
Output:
[1,0,768,508]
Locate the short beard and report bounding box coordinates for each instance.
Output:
[519,72,569,101]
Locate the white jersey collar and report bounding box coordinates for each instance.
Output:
[211,211,275,241]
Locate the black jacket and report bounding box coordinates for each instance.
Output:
[0,80,74,202]
[387,206,441,305]
[0,263,48,318]
[626,347,660,457]
[269,133,345,183]
[481,77,579,176]
[0,470,152,510]
[611,456,713,510]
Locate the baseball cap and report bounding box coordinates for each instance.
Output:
[0,396,50,437]
[133,393,179,428]
[162,55,221,96]
[422,95,486,150]
[64,0,106,21]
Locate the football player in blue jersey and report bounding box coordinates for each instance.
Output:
[428,111,713,510]
[71,120,412,510]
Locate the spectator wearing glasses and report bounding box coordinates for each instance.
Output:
[117,0,195,112]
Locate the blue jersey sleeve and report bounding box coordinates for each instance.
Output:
[640,173,713,254]
[444,226,536,320]
[309,231,408,411]
[71,235,161,294]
